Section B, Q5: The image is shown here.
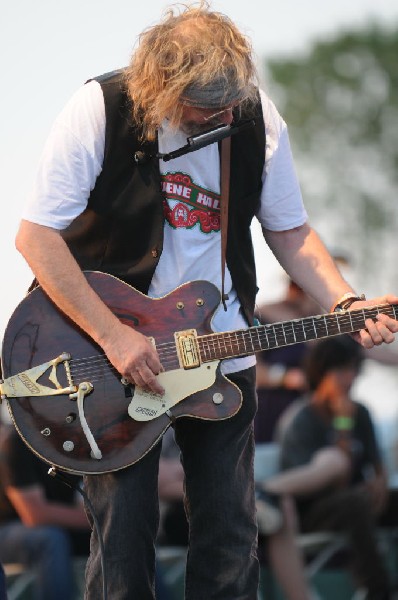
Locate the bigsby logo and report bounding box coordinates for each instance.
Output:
[18,373,41,394]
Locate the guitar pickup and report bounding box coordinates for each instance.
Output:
[175,330,201,369]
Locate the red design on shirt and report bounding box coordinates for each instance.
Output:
[161,172,221,234]
[163,201,221,233]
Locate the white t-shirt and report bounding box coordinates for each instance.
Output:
[23,80,307,374]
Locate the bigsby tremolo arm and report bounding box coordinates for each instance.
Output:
[0,354,102,461]
[69,382,102,460]
[0,353,77,402]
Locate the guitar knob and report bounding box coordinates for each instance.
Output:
[212,393,224,405]
[63,440,74,452]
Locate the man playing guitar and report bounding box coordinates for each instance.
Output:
[4,4,398,599]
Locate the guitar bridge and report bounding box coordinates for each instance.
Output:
[0,353,76,400]
[175,330,201,369]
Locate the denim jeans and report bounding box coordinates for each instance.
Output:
[0,522,75,600]
[84,367,259,599]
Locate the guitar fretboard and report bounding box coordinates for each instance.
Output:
[198,303,398,362]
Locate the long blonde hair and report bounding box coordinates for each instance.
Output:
[124,2,258,140]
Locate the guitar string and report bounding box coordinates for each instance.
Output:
[69,356,180,381]
[66,309,371,385]
[69,349,179,370]
[68,345,182,378]
[199,306,393,347]
[69,366,126,387]
[70,306,392,371]
[66,305,395,381]
[195,307,393,356]
[66,302,392,369]
[68,308,371,372]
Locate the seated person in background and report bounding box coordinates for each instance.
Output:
[256,336,391,600]
[254,278,320,443]
[255,250,398,445]
[257,492,312,600]
[0,424,90,600]
[158,428,312,600]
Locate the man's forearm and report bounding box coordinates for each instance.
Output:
[263,223,355,312]
[15,220,122,347]
[15,219,165,393]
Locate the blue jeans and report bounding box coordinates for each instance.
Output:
[0,522,75,600]
[84,367,259,599]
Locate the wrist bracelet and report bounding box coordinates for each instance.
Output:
[331,292,366,313]
[332,415,354,430]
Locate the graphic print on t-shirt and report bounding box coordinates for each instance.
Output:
[161,172,220,234]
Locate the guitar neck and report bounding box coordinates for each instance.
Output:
[198,303,398,362]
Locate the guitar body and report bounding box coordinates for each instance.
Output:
[1,273,242,474]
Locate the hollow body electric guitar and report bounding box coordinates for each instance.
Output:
[1,271,397,475]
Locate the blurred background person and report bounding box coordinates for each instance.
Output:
[158,428,312,600]
[254,277,320,444]
[256,336,391,600]
[256,492,312,600]
[255,250,398,447]
[0,423,90,600]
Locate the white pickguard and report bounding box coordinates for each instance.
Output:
[128,361,219,422]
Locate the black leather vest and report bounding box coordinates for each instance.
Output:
[62,70,265,324]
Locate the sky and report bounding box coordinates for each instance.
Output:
[2,0,398,337]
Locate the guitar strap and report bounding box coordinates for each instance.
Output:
[220,136,231,311]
